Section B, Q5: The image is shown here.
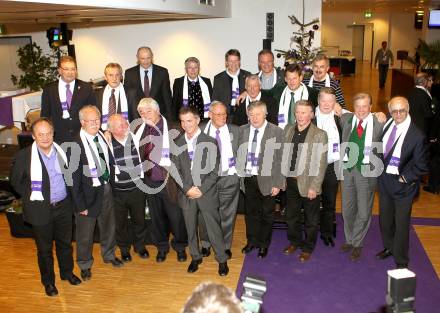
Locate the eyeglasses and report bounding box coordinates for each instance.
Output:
[390,109,407,115]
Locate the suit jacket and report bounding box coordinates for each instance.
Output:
[408,87,433,136]
[341,112,384,176]
[237,122,285,195]
[171,131,220,210]
[233,94,278,126]
[124,64,173,120]
[380,121,428,188]
[200,122,240,160]
[94,86,130,120]
[172,76,213,121]
[283,123,328,197]
[70,133,115,218]
[41,79,96,144]
[9,146,72,226]
[212,69,251,110]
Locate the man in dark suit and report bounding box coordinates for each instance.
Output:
[71,105,123,282]
[124,46,173,121]
[95,63,131,127]
[10,118,81,297]
[172,57,212,121]
[212,49,251,122]
[136,98,187,263]
[172,106,229,276]
[233,74,277,126]
[41,56,96,144]
[408,72,433,136]
[274,64,319,130]
[376,96,428,268]
[198,101,240,259]
[340,92,384,261]
[238,101,284,258]
[282,100,328,262]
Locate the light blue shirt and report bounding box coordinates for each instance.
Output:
[139,64,153,90]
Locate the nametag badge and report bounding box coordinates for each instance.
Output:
[278,114,285,124]
[389,156,400,167]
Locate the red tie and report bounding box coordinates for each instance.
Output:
[357,119,363,138]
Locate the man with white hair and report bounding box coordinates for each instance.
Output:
[376,96,427,269]
[107,114,148,262]
[96,63,131,127]
[172,57,213,121]
[136,98,188,263]
[71,105,123,282]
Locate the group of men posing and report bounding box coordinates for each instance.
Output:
[10,46,427,297]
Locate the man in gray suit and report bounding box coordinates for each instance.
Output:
[198,101,240,260]
[340,92,384,261]
[172,106,229,276]
[238,101,284,258]
[282,100,328,262]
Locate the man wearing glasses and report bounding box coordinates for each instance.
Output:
[41,56,96,144]
[376,96,427,269]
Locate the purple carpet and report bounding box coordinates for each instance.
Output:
[237,215,440,313]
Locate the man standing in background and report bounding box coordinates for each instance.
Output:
[374,41,394,89]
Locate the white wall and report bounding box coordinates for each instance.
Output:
[322,11,422,67]
[18,0,322,82]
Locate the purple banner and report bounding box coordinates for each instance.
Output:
[90,167,98,178]
[162,148,170,159]
[183,99,189,107]
[389,156,400,167]
[188,150,194,161]
[278,114,285,124]
[333,143,339,153]
[229,157,236,167]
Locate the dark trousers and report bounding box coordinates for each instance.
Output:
[379,64,389,88]
[75,184,117,270]
[32,199,74,286]
[320,163,338,238]
[244,176,276,249]
[378,174,417,265]
[146,180,187,253]
[285,178,321,253]
[113,188,146,254]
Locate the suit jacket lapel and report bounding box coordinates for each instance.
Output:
[150,64,158,96]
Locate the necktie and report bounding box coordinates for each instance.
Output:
[357,119,363,138]
[385,125,397,157]
[66,84,73,109]
[144,70,150,97]
[93,136,109,182]
[215,129,222,152]
[288,92,296,125]
[249,129,259,169]
[108,89,116,116]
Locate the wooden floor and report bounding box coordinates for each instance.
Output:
[0,61,438,313]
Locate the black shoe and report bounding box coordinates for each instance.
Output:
[104,257,124,267]
[156,251,167,263]
[80,269,92,281]
[61,273,81,285]
[177,250,187,262]
[187,259,202,273]
[376,249,392,260]
[257,248,268,258]
[322,236,335,247]
[423,186,440,194]
[44,284,58,297]
[121,252,132,262]
[225,249,232,259]
[137,249,149,259]
[201,247,211,257]
[241,244,256,254]
[218,262,229,276]
[396,263,408,269]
